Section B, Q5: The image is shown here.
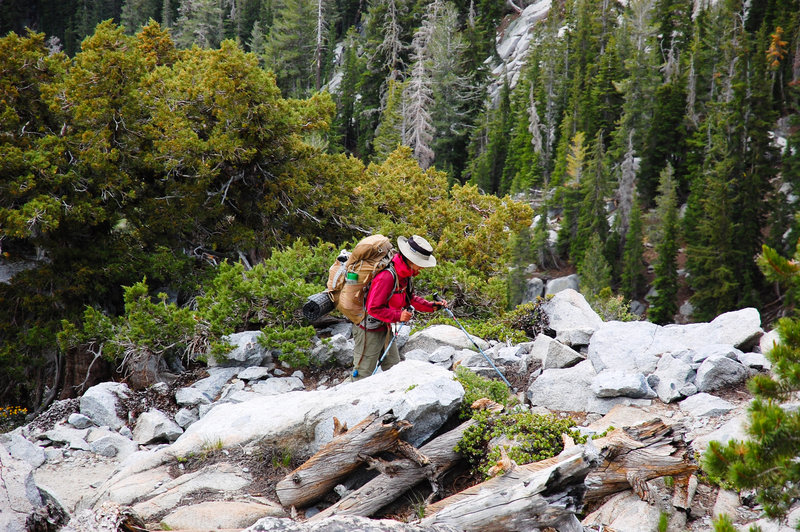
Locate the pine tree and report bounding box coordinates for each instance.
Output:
[121,0,161,33]
[578,232,612,304]
[647,164,680,324]
[372,77,405,162]
[173,0,224,49]
[555,131,587,258]
[572,130,609,266]
[502,81,541,194]
[701,243,800,520]
[332,28,361,154]
[427,0,480,180]
[620,199,646,300]
[264,0,317,95]
[402,2,436,170]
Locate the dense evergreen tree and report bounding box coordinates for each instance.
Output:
[572,131,610,266]
[264,0,317,95]
[620,199,646,300]
[647,164,680,324]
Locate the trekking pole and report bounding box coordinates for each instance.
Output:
[372,312,413,376]
[432,293,512,388]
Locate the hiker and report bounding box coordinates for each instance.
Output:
[352,235,447,380]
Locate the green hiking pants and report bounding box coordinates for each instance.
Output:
[352,324,400,380]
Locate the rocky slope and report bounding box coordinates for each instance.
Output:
[1,288,795,532]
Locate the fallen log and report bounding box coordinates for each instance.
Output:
[584,418,696,503]
[309,419,476,520]
[275,412,411,509]
[421,418,693,531]
[421,447,597,531]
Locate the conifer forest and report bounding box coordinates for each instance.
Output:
[1,0,800,413]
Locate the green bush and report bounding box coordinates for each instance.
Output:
[454,366,517,420]
[454,408,585,478]
[194,239,335,366]
[58,278,198,384]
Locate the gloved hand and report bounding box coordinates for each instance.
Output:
[432,298,448,309]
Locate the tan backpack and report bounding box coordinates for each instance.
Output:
[326,234,395,323]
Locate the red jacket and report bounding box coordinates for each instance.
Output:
[365,254,436,324]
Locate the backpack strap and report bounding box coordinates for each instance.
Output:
[360,263,412,330]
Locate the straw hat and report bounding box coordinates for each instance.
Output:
[398,235,437,268]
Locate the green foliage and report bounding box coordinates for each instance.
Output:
[454,407,585,478]
[701,244,800,519]
[194,240,334,366]
[648,164,681,324]
[578,233,612,304]
[58,278,198,383]
[501,301,550,339]
[589,287,640,322]
[453,366,516,420]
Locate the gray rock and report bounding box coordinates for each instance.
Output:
[79,382,131,430]
[68,413,94,429]
[165,360,462,458]
[738,351,771,371]
[690,415,749,455]
[90,433,139,459]
[174,387,212,407]
[132,409,183,444]
[679,393,735,418]
[699,307,763,350]
[530,334,584,369]
[251,377,305,396]
[405,346,455,368]
[0,433,46,468]
[760,328,780,355]
[527,360,596,412]
[544,274,580,296]
[588,321,663,374]
[402,324,489,354]
[192,367,241,399]
[43,425,91,451]
[174,408,199,428]
[238,366,271,381]
[310,334,353,367]
[212,331,272,367]
[689,344,744,364]
[591,370,656,399]
[652,354,696,403]
[541,289,603,347]
[522,277,544,303]
[493,345,524,366]
[149,382,170,395]
[695,355,749,392]
[0,444,42,532]
[161,500,285,530]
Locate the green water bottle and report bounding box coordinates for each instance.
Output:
[345,271,358,284]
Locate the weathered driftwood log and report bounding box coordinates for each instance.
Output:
[310,419,477,520]
[275,412,411,509]
[421,418,694,531]
[421,447,597,531]
[584,418,696,504]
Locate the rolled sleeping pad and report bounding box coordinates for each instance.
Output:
[303,291,335,321]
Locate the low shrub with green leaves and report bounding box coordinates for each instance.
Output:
[454,366,517,419]
[58,279,199,384]
[194,240,335,366]
[454,408,586,479]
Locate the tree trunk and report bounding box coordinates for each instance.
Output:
[275,412,412,509]
[583,418,696,503]
[421,419,694,531]
[421,448,596,531]
[310,419,476,520]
